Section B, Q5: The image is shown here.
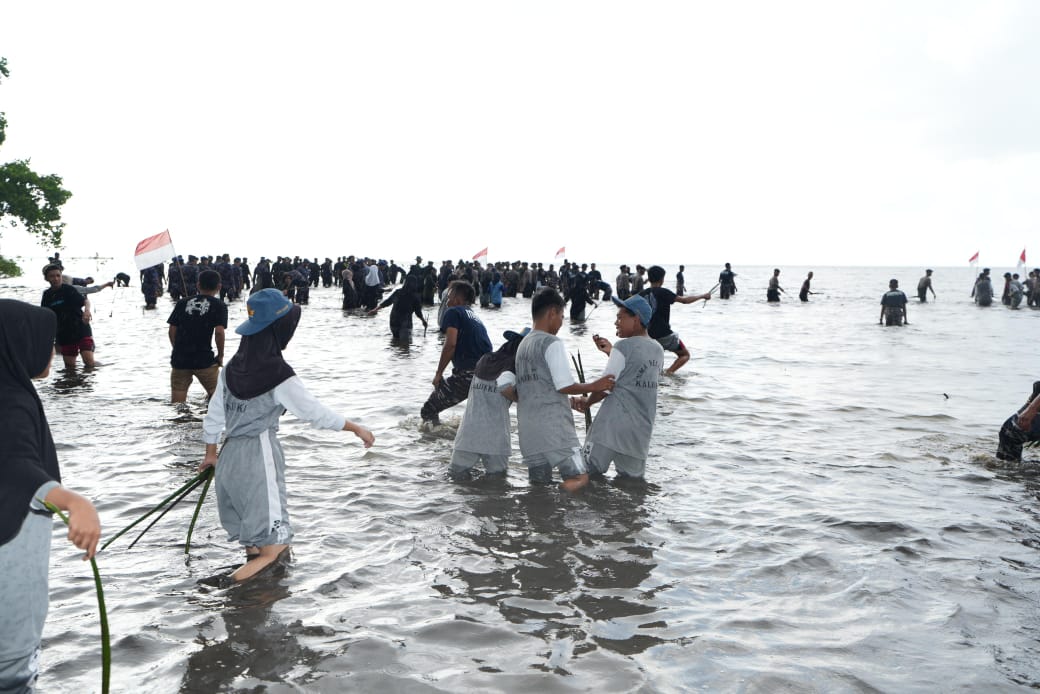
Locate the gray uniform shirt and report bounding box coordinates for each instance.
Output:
[589,336,664,459]
[516,330,578,456]
[453,371,515,455]
[203,372,346,444]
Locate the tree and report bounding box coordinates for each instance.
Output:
[0,57,73,252]
[0,254,22,279]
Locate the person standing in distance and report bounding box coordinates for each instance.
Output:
[880,279,909,326]
[719,263,737,299]
[917,269,936,303]
[767,268,784,302]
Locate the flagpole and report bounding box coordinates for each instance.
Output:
[969,251,979,297]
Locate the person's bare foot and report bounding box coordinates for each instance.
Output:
[231,544,290,582]
[560,474,588,493]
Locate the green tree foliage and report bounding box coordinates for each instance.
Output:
[0,254,23,279]
[0,57,72,249]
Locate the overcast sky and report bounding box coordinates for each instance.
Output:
[1,1,1037,269]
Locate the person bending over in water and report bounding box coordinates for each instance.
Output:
[368,274,427,341]
[799,271,815,302]
[200,289,374,587]
[449,328,528,481]
[997,381,1040,462]
[917,269,936,303]
[421,281,492,428]
[41,264,97,369]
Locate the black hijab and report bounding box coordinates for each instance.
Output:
[224,304,302,400]
[0,299,61,546]
[474,334,523,381]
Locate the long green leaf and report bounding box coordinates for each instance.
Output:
[100,471,207,551]
[184,468,213,554]
[127,475,207,550]
[40,500,110,694]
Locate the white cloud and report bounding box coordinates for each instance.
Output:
[1,1,1037,268]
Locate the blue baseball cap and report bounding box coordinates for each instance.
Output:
[611,295,653,327]
[236,288,294,335]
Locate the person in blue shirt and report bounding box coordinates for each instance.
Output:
[490,274,504,308]
[421,281,492,428]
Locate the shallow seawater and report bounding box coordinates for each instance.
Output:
[5,264,1040,692]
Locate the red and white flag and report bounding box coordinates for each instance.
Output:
[472,247,488,263]
[135,230,176,270]
[554,246,566,260]
[1018,248,1027,272]
[968,250,979,264]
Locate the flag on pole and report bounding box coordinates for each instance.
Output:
[472,247,488,263]
[134,230,176,270]
[968,251,979,264]
[1017,248,1026,273]
[555,246,566,260]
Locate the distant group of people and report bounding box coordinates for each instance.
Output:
[969,267,1040,309]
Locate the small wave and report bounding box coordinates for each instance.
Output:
[826,519,917,540]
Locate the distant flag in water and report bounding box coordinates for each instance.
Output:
[1018,248,1027,273]
[472,247,488,263]
[968,251,979,264]
[134,230,176,271]
[555,246,566,260]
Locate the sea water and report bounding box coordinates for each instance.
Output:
[3,263,1039,692]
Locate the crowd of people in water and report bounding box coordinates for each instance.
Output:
[9,250,1040,690]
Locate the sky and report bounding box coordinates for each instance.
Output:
[1,1,1038,269]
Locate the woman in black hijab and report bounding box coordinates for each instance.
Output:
[368,274,427,340]
[199,289,374,587]
[0,300,101,691]
[449,328,528,481]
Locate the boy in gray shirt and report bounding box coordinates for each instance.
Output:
[575,295,664,479]
[516,289,615,491]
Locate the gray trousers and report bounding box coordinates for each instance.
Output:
[449,450,509,480]
[0,512,52,693]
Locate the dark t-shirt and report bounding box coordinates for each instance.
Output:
[441,305,492,371]
[42,284,88,345]
[881,290,908,308]
[167,295,228,369]
[642,286,677,339]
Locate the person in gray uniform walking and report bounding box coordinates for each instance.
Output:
[200,289,374,586]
